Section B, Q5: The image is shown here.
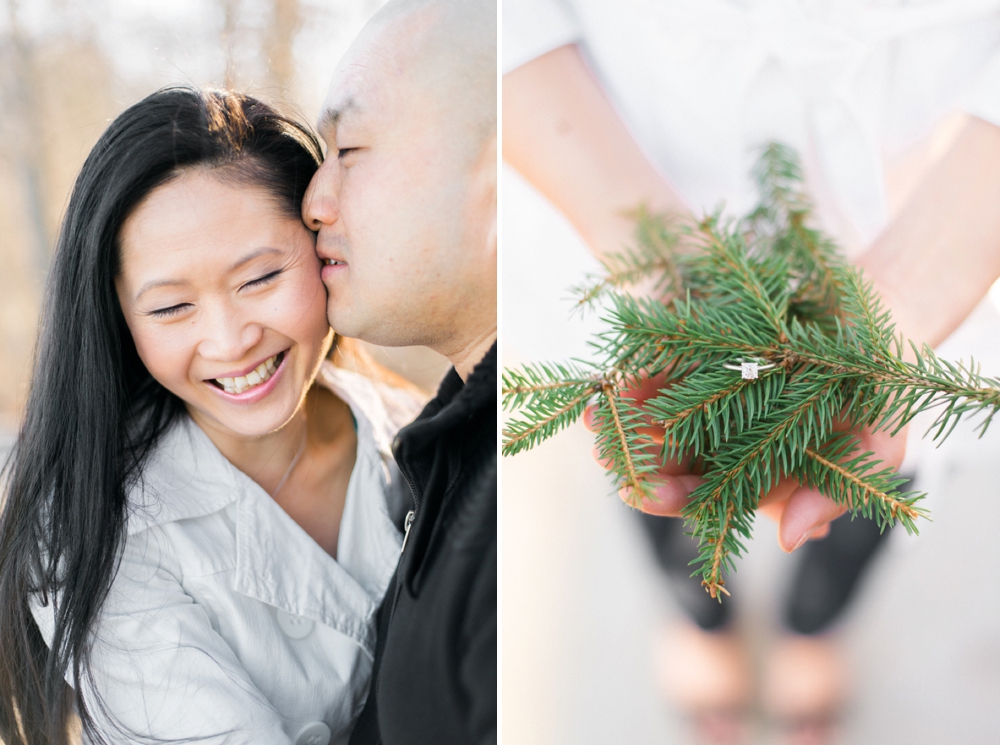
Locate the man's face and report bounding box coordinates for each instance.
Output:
[302,15,496,353]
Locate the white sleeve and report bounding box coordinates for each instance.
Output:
[503,0,581,74]
[31,530,292,744]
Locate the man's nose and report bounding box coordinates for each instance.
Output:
[302,160,340,231]
[198,304,264,362]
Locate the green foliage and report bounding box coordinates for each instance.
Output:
[501,362,601,456]
[571,206,683,311]
[502,143,1000,598]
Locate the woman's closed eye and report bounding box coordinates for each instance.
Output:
[143,270,283,316]
[242,269,283,290]
[148,303,190,318]
[338,147,359,159]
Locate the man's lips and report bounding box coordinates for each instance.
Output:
[320,257,348,282]
[315,233,348,267]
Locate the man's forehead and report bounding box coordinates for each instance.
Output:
[318,95,358,134]
[318,52,392,135]
[319,10,429,135]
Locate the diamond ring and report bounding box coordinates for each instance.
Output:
[722,357,775,380]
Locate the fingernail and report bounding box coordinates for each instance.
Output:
[788,528,815,553]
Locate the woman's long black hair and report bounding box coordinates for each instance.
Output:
[0,87,322,745]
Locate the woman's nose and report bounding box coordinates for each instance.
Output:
[302,160,340,231]
[197,304,264,362]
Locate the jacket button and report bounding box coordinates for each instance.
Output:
[293,721,331,745]
[276,609,315,640]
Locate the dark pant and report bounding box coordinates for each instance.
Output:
[636,507,892,635]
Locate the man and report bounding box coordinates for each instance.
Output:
[302,1,496,744]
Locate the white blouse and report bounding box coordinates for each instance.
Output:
[504,0,1000,363]
[506,0,1000,247]
[31,363,424,745]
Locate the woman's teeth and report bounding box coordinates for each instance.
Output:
[215,354,279,395]
[324,259,345,265]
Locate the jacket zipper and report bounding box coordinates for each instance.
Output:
[376,462,419,703]
[388,461,419,623]
[399,510,415,555]
[396,461,419,545]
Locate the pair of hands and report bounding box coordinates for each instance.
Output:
[583,373,908,552]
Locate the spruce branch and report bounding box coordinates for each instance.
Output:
[593,379,661,506]
[502,362,602,456]
[801,436,926,531]
[571,207,684,310]
[502,143,1000,597]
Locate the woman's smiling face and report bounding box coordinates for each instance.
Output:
[116,170,333,439]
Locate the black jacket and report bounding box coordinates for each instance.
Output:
[349,344,497,745]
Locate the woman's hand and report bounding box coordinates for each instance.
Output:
[583,375,907,553]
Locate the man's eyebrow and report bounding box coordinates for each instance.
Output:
[319,99,357,132]
[133,248,282,302]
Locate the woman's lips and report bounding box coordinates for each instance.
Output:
[207,351,288,404]
[212,352,281,394]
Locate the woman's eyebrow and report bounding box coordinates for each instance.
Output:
[135,278,186,303]
[133,248,282,302]
[227,247,283,272]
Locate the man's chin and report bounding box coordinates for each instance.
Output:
[325,302,362,339]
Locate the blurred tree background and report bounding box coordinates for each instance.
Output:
[0,0,448,440]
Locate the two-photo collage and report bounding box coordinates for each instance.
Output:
[2,1,1000,744]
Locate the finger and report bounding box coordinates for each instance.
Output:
[637,424,666,445]
[809,522,831,540]
[754,476,798,523]
[757,476,798,510]
[778,487,847,553]
[585,404,669,442]
[589,438,690,476]
[759,501,784,523]
[619,371,670,403]
[590,441,614,471]
[857,425,907,469]
[619,475,704,517]
[587,405,670,446]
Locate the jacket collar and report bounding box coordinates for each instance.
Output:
[391,343,496,594]
[394,341,497,458]
[133,428,392,652]
[127,415,238,535]
[127,361,420,535]
[232,463,381,652]
[125,361,419,654]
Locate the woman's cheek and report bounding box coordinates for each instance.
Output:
[131,323,196,394]
[281,270,330,336]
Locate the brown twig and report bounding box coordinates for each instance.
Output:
[601,381,646,506]
[703,502,734,600]
[804,447,921,520]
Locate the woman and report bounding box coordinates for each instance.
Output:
[0,87,423,745]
